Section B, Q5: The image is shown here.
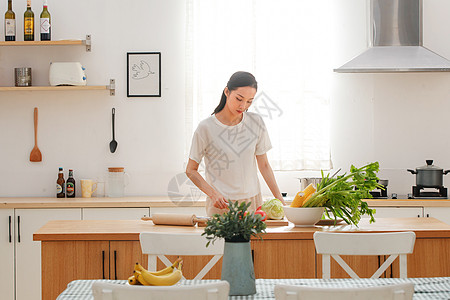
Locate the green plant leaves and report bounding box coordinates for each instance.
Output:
[202,200,267,246]
[303,162,381,226]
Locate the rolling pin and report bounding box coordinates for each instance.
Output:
[141,213,209,226]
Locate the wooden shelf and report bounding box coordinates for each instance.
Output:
[0,35,92,51]
[0,85,106,91]
[0,79,116,95]
[0,40,83,46]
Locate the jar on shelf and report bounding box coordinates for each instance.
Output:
[107,167,130,197]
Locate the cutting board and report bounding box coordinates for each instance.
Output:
[198,219,288,227]
[265,219,289,226]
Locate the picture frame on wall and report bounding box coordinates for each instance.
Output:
[127,52,161,97]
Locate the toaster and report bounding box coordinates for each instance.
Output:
[49,62,87,86]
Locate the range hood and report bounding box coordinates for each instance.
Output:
[334,0,450,73]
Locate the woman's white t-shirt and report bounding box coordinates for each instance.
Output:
[189,112,272,200]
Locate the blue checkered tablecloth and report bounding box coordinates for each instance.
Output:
[57,277,450,299]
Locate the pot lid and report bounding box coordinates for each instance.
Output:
[416,160,443,171]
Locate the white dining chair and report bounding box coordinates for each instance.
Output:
[274,282,415,300]
[313,231,416,279]
[139,232,224,280]
[92,280,230,300]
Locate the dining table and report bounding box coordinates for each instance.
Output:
[57,277,450,299]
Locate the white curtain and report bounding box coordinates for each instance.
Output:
[186,0,333,171]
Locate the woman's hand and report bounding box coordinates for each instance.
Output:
[210,190,228,209]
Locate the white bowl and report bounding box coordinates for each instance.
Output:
[283,206,325,227]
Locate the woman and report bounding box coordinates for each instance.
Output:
[186,71,285,216]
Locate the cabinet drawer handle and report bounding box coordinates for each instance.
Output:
[114,250,117,280]
[427,213,430,218]
[8,216,12,243]
[417,215,420,218]
[102,250,105,279]
[17,216,21,243]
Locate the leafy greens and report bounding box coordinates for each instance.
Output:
[302,162,382,226]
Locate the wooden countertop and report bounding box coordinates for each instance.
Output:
[33,217,450,241]
[365,199,450,207]
[0,196,206,208]
[2,197,450,209]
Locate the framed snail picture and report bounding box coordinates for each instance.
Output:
[127,52,161,97]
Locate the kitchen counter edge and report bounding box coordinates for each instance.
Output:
[1,197,450,209]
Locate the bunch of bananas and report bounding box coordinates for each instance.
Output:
[128,257,183,286]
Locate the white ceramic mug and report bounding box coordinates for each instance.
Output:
[81,179,98,198]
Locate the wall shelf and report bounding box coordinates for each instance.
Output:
[0,79,116,96]
[0,35,92,51]
[0,35,115,94]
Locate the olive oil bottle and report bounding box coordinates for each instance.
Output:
[39,0,50,41]
[24,0,34,41]
[4,0,16,41]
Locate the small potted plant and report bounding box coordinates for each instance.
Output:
[202,201,266,296]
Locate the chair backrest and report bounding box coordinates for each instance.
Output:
[92,281,230,300]
[139,232,224,280]
[313,231,416,279]
[274,283,415,300]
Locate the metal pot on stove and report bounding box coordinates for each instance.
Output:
[407,160,450,188]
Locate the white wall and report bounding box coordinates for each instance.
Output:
[0,0,187,197]
[330,0,450,197]
[1,0,450,199]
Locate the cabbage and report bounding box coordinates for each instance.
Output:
[261,198,285,220]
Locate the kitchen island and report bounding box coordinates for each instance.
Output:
[34,217,450,300]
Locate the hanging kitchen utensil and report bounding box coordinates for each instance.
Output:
[109,108,118,153]
[29,107,42,162]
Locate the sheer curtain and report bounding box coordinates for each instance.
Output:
[186,0,333,171]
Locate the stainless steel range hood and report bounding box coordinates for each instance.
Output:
[334,0,450,73]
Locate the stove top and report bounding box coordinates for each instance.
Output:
[412,186,448,199]
[408,193,448,199]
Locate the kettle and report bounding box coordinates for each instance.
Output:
[298,178,322,191]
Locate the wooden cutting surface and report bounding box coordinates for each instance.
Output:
[33,217,450,241]
[1,197,450,209]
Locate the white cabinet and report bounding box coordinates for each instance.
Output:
[15,208,81,300]
[423,207,450,225]
[366,206,450,225]
[82,207,150,220]
[365,207,423,218]
[150,206,206,216]
[0,209,14,300]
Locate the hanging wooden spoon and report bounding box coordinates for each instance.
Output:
[30,107,42,162]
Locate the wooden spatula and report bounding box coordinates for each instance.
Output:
[30,107,42,162]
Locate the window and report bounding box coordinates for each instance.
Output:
[186,0,333,170]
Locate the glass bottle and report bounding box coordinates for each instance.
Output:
[39,0,50,41]
[56,167,65,198]
[4,0,16,41]
[24,0,34,41]
[66,169,75,198]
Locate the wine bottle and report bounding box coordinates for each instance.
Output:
[4,0,16,41]
[24,0,34,41]
[39,0,50,41]
[66,169,76,198]
[56,167,65,198]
